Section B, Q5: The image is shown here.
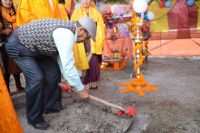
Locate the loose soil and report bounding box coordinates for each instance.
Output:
[11,58,200,133]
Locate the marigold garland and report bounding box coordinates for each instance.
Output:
[120,12,158,96]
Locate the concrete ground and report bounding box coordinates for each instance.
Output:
[11,57,200,133]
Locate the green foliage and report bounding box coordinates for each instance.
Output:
[175,122,190,131]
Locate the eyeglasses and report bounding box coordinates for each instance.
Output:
[84,29,91,39]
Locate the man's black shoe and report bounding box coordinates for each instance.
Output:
[28,121,50,130]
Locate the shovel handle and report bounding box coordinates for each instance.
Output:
[72,88,125,111]
[58,83,126,112]
[88,94,125,112]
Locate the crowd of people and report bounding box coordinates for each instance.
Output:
[0,0,105,131]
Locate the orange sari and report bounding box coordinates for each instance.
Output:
[0,69,23,133]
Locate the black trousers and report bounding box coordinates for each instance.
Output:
[5,31,62,123]
[1,45,22,90]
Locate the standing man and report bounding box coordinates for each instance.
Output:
[5,17,96,130]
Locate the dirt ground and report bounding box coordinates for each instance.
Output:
[11,57,200,133]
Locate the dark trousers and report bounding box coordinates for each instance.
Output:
[5,73,22,91]
[5,31,62,123]
[1,45,22,91]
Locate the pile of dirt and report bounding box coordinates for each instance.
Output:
[46,100,126,133]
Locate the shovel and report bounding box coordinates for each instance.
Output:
[58,83,136,132]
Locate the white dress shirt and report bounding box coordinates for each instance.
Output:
[52,28,84,91]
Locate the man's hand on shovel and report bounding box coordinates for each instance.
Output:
[79,88,89,99]
[58,83,89,99]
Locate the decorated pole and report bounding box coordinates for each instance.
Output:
[135,15,142,79]
[120,0,159,96]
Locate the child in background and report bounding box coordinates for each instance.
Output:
[0,0,24,92]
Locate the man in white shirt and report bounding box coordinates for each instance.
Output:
[5,17,96,130]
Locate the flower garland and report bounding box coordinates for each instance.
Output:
[131,12,151,62]
[120,12,158,96]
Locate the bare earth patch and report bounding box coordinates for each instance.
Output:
[12,58,200,133]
